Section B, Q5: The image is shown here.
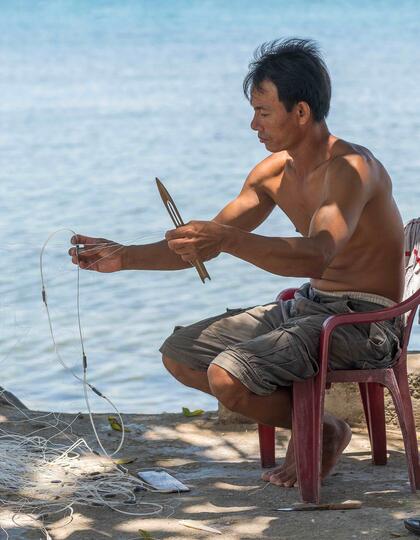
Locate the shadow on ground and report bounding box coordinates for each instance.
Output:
[0,407,419,539]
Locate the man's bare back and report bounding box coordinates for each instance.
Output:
[259,137,405,302]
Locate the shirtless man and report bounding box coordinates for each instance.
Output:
[69,38,404,487]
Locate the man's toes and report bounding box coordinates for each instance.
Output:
[272,476,297,488]
[270,474,283,486]
[261,470,273,482]
[284,478,297,488]
[262,467,283,482]
[269,473,288,485]
[269,466,297,487]
[270,474,288,486]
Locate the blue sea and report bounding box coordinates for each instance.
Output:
[0,0,419,414]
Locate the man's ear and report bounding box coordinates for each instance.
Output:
[295,101,311,125]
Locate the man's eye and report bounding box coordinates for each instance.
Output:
[261,113,269,118]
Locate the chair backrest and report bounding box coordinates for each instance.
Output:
[404,218,420,298]
[404,218,420,324]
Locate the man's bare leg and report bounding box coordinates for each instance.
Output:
[163,355,352,487]
[162,355,213,395]
[261,412,352,487]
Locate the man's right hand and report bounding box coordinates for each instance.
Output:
[68,234,126,273]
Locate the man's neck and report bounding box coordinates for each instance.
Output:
[287,121,333,179]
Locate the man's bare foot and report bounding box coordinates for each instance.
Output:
[261,414,352,488]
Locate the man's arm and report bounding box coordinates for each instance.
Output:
[221,156,373,277]
[212,160,276,230]
[122,161,276,270]
[167,155,373,277]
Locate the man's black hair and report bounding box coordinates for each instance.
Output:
[243,38,331,122]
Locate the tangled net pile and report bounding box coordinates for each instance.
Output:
[0,230,170,538]
[0,396,165,538]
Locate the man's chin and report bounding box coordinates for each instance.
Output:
[264,141,280,152]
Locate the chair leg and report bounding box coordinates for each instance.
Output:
[258,424,276,468]
[388,368,420,491]
[293,379,322,504]
[359,382,387,465]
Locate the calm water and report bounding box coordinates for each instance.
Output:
[0,0,419,413]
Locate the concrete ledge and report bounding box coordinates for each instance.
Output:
[218,352,420,426]
[326,352,420,426]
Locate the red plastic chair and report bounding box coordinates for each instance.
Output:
[258,287,420,504]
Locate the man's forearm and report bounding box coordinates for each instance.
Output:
[222,226,327,278]
[123,240,190,271]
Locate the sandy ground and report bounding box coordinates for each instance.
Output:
[0,406,419,540]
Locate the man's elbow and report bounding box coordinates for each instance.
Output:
[308,245,334,279]
[280,251,329,279]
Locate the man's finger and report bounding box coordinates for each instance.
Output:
[165,229,180,240]
[71,248,101,265]
[165,226,192,241]
[167,238,194,251]
[78,259,99,271]
[180,254,195,263]
[78,244,106,256]
[69,247,86,259]
[71,234,101,245]
[174,247,195,257]
[72,254,92,266]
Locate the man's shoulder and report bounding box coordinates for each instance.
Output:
[328,139,382,176]
[246,151,290,186]
[325,139,391,202]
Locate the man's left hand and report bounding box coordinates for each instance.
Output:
[165,220,229,263]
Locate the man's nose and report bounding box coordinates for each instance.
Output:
[250,114,259,131]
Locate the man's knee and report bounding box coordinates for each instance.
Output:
[207,364,249,411]
[162,354,189,382]
[162,353,204,386]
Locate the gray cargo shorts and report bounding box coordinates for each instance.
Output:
[159,283,403,396]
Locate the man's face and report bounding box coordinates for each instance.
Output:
[250,79,298,153]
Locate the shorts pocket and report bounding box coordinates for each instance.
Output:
[368,322,388,349]
[367,321,400,366]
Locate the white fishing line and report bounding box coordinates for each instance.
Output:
[0,227,182,538]
[0,231,163,250]
[39,228,167,457]
[0,400,167,526]
[40,228,129,458]
[0,432,165,531]
[0,231,163,306]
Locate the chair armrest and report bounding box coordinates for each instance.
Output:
[276,288,298,302]
[322,291,420,334]
[317,289,420,379]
